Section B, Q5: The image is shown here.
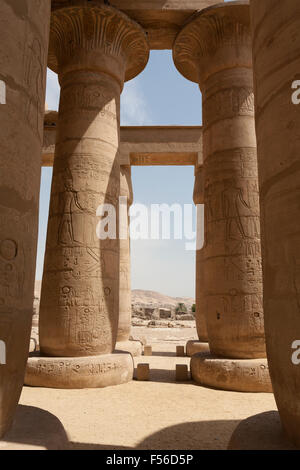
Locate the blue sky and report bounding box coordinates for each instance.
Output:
[39,50,203,298]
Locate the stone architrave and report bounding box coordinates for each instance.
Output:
[0,0,50,437]
[250,0,300,445]
[26,3,149,388]
[174,1,271,392]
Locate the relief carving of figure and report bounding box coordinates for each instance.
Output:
[0,239,23,303]
[24,38,43,137]
[58,167,85,246]
[222,178,251,240]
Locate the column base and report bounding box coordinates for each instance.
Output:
[186,340,210,357]
[115,340,143,357]
[25,352,133,389]
[227,411,297,450]
[190,352,272,393]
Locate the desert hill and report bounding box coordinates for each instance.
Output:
[132,289,194,310]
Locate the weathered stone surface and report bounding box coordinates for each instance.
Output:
[251,0,300,446]
[186,340,209,357]
[144,345,152,356]
[159,308,172,319]
[115,340,142,357]
[191,352,272,393]
[0,0,50,438]
[194,249,208,341]
[136,363,149,381]
[176,346,185,357]
[193,166,207,342]
[25,353,133,389]
[193,167,208,343]
[117,165,133,343]
[39,3,149,362]
[174,1,266,360]
[176,364,189,382]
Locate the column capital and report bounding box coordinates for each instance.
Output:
[49,3,149,87]
[173,1,251,87]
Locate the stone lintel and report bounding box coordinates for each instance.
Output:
[43,112,203,166]
[51,1,224,50]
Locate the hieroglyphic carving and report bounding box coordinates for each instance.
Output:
[173,3,265,359]
[204,87,254,126]
[117,165,132,342]
[0,0,50,436]
[39,3,149,361]
[23,35,45,141]
[0,239,24,303]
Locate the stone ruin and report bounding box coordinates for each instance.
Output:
[1,0,300,448]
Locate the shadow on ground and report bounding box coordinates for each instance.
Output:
[0,405,69,450]
[228,411,297,450]
[0,404,241,450]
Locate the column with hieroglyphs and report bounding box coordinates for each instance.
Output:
[251,0,300,445]
[174,1,271,392]
[115,165,142,356]
[187,167,210,357]
[0,0,50,436]
[25,3,149,389]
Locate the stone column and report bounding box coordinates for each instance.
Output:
[116,165,142,356]
[25,3,149,389]
[174,1,271,392]
[250,0,300,445]
[187,167,210,357]
[0,0,50,437]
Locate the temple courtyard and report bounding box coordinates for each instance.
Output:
[0,327,292,451]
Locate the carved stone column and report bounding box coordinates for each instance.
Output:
[0,0,50,437]
[25,3,149,388]
[250,0,300,445]
[186,167,210,357]
[174,1,271,392]
[115,165,142,356]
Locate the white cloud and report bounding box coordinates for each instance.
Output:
[121,79,152,126]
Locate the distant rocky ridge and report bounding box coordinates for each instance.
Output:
[131,289,194,311]
[33,282,195,313]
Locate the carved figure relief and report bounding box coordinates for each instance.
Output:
[0,239,23,303]
[58,167,85,246]
[222,179,251,240]
[24,37,44,139]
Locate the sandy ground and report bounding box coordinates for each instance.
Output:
[0,327,291,450]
